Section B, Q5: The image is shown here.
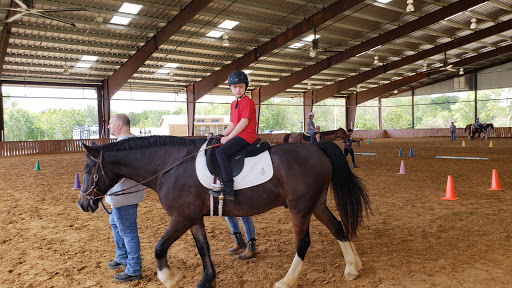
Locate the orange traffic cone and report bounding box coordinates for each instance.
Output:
[397,160,405,174]
[441,175,460,200]
[487,169,504,191]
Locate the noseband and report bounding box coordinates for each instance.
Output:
[80,150,113,200]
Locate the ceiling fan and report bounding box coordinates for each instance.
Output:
[0,0,85,27]
[429,51,459,72]
[307,27,346,58]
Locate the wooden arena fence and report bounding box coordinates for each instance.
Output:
[1,127,511,157]
[0,139,116,157]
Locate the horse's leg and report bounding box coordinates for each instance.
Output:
[274,212,312,288]
[312,200,362,281]
[190,221,216,288]
[155,216,192,288]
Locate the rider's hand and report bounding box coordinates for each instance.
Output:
[220,136,230,144]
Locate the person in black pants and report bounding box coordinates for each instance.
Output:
[344,129,360,168]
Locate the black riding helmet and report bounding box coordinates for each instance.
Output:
[228,70,249,109]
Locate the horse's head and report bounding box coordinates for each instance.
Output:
[336,128,348,140]
[77,143,118,213]
[488,123,494,129]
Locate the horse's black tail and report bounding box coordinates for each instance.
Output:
[313,141,372,240]
[283,133,291,143]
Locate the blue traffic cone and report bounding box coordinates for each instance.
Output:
[409,148,414,157]
[367,138,370,144]
[399,148,403,157]
[72,173,81,190]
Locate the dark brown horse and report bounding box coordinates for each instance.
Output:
[77,136,370,288]
[464,123,494,140]
[283,127,347,143]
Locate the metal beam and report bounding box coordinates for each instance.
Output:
[312,17,512,103]
[0,0,17,77]
[258,0,488,103]
[186,85,195,136]
[192,0,366,101]
[353,44,512,104]
[106,0,213,98]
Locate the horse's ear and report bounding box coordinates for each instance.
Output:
[83,143,100,158]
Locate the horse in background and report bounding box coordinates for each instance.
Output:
[283,127,347,143]
[464,123,494,140]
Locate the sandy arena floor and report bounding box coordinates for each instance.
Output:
[1,137,511,288]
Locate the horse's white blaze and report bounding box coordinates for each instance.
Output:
[274,254,304,288]
[157,267,181,288]
[338,240,362,280]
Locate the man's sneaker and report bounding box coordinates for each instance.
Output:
[352,164,360,168]
[107,261,126,270]
[114,272,142,282]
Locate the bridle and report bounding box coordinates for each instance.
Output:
[80,150,113,200]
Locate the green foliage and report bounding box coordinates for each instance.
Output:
[314,99,346,131]
[260,99,302,133]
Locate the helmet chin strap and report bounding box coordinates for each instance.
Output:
[235,94,245,109]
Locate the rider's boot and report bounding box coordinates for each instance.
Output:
[227,232,247,255]
[237,238,256,260]
[221,181,235,200]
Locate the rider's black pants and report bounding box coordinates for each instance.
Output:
[216,136,251,190]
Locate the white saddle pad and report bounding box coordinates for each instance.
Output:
[195,141,273,190]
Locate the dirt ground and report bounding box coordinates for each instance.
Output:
[1,137,511,288]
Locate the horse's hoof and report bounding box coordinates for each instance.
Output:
[344,266,360,281]
[344,271,359,281]
[158,268,182,288]
[197,279,216,288]
[274,279,297,288]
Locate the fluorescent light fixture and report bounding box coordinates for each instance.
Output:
[445,12,463,21]
[156,69,170,74]
[369,45,382,51]
[110,16,132,25]
[243,70,253,74]
[81,55,98,61]
[289,43,304,49]
[206,31,225,38]
[164,63,179,68]
[469,3,486,11]
[218,20,239,29]
[75,63,92,68]
[302,34,320,42]
[119,3,143,14]
[377,0,392,3]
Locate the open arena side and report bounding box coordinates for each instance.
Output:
[0,137,510,287]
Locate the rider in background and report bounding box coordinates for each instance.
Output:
[306,112,321,143]
[209,70,257,200]
[344,129,360,168]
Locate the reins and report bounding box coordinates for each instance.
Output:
[81,142,222,200]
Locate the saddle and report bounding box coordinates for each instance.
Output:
[302,133,311,142]
[205,137,271,178]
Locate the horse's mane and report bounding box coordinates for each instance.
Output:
[320,128,342,136]
[100,135,207,152]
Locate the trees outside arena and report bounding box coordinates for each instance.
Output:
[2,88,510,140]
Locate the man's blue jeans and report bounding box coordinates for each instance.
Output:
[225,217,255,241]
[109,204,142,276]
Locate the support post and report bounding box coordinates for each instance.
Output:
[303,90,313,132]
[97,82,110,139]
[0,83,4,141]
[186,84,195,136]
[251,88,261,133]
[474,72,478,121]
[378,96,382,130]
[346,93,357,130]
[411,88,415,129]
